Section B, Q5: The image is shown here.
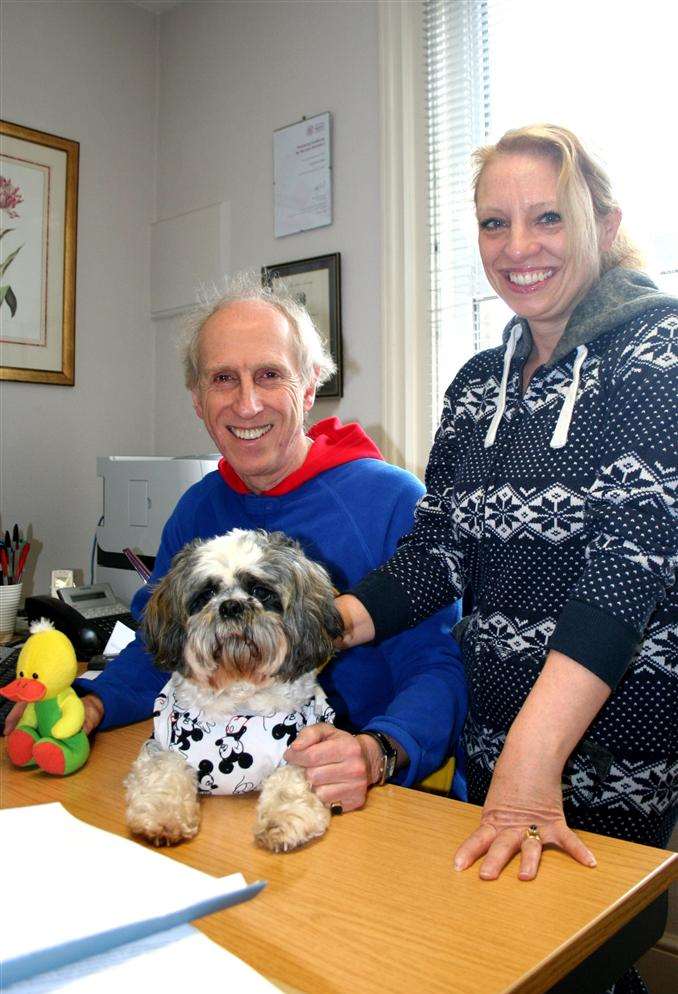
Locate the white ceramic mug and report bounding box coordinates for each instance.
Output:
[0,582,22,642]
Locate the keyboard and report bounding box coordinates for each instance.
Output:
[0,643,23,736]
[91,612,137,643]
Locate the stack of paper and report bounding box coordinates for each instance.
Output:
[1,804,275,992]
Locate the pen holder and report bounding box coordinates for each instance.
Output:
[0,582,22,643]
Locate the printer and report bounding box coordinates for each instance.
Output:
[96,455,220,604]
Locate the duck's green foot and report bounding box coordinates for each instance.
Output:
[33,731,90,775]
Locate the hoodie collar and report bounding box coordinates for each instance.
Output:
[502,268,678,366]
[218,416,383,496]
[490,268,677,451]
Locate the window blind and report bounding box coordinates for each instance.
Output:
[424,0,492,410]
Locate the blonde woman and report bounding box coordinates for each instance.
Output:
[338,125,677,988]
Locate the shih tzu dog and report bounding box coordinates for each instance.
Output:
[124,528,343,852]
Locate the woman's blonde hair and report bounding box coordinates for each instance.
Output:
[472,124,642,277]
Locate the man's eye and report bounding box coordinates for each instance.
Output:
[538,211,561,225]
[257,370,281,382]
[479,218,505,231]
[213,372,235,384]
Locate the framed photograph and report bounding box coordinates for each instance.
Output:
[1,120,79,385]
[262,252,342,398]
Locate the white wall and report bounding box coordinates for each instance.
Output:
[1,0,383,595]
[0,0,157,597]
[151,0,383,454]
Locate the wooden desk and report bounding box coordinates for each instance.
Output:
[2,721,676,994]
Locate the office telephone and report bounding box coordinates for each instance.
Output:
[25,583,138,660]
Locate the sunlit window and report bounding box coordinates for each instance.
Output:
[425,0,678,416]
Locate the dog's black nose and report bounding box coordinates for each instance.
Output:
[219,599,246,620]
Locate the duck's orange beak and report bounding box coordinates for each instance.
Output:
[0,678,46,702]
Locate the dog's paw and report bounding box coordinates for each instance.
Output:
[254,801,331,852]
[126,801,201,847]
[124,745,201,846]
[254,765,330,852]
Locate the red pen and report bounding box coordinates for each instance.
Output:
[0,547,8,585]
[123,547,151,582]
[14,543,30,583]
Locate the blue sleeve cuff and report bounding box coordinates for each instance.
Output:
[360,721,422,787]
[549,599,640,689]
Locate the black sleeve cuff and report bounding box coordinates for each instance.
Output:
[349,571,414,642]
[549,599,640,689]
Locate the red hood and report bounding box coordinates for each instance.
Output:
[218,417,383,496]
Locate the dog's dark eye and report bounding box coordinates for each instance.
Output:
[187,584,218,615]
[250,584,282,612]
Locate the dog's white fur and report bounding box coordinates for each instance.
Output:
[124,529,342,852]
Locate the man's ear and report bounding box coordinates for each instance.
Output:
[599,207,622,253]
[303,369,319,412]
[191,389,204,421]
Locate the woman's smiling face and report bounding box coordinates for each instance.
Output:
[476,152,604,341]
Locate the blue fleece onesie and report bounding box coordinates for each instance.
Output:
[75,418,466,790]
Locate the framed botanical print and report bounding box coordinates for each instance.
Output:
[1,120,79,385]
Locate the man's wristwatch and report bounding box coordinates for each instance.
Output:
[361,730,398,785]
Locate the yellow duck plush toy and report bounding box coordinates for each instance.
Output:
[1,619,89,775]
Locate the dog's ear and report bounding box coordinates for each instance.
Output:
[320,588,344,643]
[142,542,197,672]
[267,531,344,642]
[279,556,344,680]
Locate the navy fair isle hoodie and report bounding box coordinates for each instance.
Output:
[353,269,678,846]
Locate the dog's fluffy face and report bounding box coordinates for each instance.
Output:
[142,529,343,691]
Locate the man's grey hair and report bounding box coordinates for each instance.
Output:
[180,271,337,390]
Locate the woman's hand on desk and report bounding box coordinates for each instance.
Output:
[452,756,595,882]
[454,651,606,880]
[4,694,104,736]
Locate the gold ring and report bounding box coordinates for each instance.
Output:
[525,824,541,842]
[330,801,344,816]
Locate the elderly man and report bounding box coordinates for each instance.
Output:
[13,276,465,809]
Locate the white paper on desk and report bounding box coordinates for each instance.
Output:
[6,924,280,994]
[0,804,265,987]
[103,621,136,656]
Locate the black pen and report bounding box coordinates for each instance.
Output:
[4,531,12,582]
[12,524,20,583]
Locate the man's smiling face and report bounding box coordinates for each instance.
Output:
[192,300,315,493]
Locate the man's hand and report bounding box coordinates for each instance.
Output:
[284,725,382,811]
[4,694,104,737]
[81,694,105,734]
[3,701,27,736]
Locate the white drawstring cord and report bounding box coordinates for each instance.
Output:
[484,323,523,448]
[550,345,588,449]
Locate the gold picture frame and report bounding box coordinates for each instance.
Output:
[1,120,79,385]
